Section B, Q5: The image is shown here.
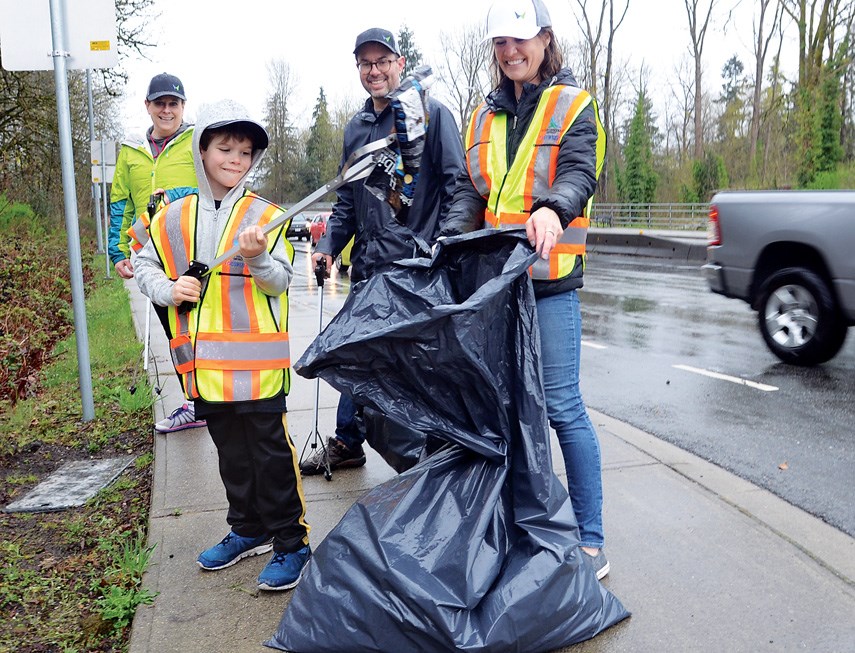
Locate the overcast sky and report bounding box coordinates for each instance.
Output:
[120,0,788,134]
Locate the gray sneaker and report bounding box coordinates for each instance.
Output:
[583,549,610,580]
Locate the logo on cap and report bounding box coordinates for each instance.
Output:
[515,11,526,19]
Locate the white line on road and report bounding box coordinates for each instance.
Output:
[673,364,779,392]
[581,340,607,350]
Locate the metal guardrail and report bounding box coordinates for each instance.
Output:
[591,203,708,230]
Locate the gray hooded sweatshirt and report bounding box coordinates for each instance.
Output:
[135,99,293,319]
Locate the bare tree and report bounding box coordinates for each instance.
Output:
[435,23,492,141]
[666,56,696,164]
[260,60,301,203]
[748,0,783,173]
[683,0,717,159]
[571,0,630,198]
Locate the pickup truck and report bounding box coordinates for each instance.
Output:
[703,190,855,365]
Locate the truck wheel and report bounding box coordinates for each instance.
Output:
[757,267,847,366]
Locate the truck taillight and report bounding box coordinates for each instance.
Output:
[708,205,721,246]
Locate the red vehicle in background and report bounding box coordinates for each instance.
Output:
[309,212,330,247]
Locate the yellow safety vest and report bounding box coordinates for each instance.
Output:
[465,84,606,280]
[127,210,151,254]
[148,192,295,402]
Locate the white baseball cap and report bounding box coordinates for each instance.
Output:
[485,0,552,41]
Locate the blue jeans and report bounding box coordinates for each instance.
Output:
[536,290,604,549]
[335,392,364,452]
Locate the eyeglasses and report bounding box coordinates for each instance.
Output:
[356,58,397,74]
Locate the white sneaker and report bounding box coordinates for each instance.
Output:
[154,402,206,433]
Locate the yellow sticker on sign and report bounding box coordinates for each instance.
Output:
[90,40,111,51]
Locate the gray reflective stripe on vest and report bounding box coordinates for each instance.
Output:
[531,88,590,199]
[194,336,289,367]
[231,372,253,402]
[467,108,491,198]
[128,216,150,249]
[530,220,588,280]
[164,201,190,276]
[220,198,277,332]
[171,338,194,369]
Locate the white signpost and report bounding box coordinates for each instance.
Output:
[0,0,119,422]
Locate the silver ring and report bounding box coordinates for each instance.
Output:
[546,229,555,236]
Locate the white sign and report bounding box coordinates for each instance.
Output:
[0,0,118,71]
[92,165,115,184]
[90,139,116,165]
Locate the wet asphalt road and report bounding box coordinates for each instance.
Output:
[288,240,855,537]
[579,252,855,537]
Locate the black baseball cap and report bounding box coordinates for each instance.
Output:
[146,73,186,101]
[353,28,400,57]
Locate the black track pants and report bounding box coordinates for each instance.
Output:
[206,410,310,553]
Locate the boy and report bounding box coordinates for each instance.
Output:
[134,99,310,591]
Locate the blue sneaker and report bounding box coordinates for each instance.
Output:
[197,531,273,571]
[257,545,311,591]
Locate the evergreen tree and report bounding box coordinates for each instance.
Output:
[690,151,729,201]
[616,89,658,204]
[816,60,844,175]
[397,25,423,77]
[300,88,340,200]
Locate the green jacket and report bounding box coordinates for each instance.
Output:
[108,126,196,264]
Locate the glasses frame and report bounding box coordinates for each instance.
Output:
[356,58,398,74]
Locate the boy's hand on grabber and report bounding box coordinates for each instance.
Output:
[172,275,202,305]
[239,225,267,258]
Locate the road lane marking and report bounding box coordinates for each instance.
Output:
[673,364,779,392]
[581,340,607,350]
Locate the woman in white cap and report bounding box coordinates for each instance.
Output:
[441,0,609,579]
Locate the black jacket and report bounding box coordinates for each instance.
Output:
[317,96,464,282]
[441,68,600,296]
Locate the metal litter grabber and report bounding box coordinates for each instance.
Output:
[298,257,333,481]
[174,134,395,314]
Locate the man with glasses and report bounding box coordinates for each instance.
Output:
[301,27,464,475]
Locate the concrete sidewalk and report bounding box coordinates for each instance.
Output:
[127,244,855,653]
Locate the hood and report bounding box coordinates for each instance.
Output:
[192,99,268,211]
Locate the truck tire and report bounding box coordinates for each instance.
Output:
[757,267,847,366]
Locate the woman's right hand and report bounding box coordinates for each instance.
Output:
[526,206,564,260]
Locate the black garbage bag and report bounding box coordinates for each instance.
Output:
[267,230,630,652]
[362,406,426,473]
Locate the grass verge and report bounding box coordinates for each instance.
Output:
[0,252,154,653]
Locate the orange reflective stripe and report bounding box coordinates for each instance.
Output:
[552,243,586,255]
[496,212,528,226]
[197,357,291,371]
[485,209,500,227]
[179,199,193,269]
